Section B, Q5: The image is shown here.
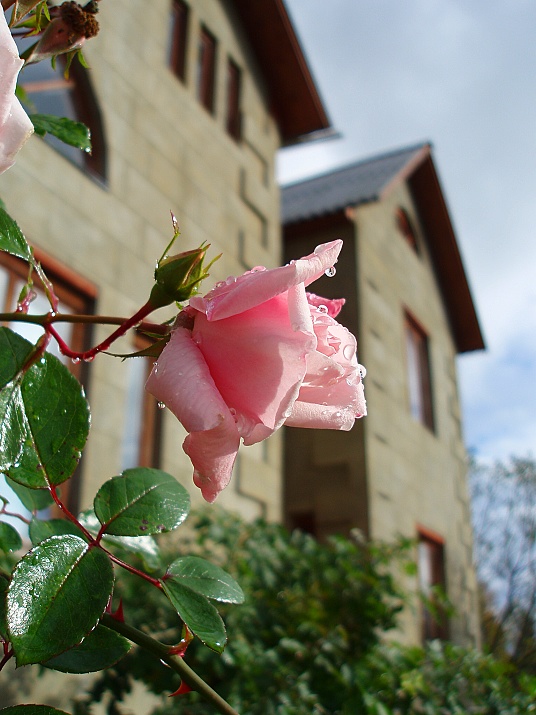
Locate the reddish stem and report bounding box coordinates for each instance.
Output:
[0,643,13,672]
[46,300,156,361]
[50,486,163,588]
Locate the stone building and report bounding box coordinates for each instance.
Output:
[0,0,330,526]
[282,142,485,645]
[0,0,482,667]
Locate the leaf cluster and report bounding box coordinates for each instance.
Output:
[74,509,409,715]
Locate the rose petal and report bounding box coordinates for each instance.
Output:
[146,328,241,501]
[0,9,34,173]
[190,240,343,321]
[192,291,315,445]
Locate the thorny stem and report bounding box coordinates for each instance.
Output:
[45,300,158,361]
[101,615,241,715]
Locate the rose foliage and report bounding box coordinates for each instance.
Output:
[71,510,536,715]
[146,239,366,502]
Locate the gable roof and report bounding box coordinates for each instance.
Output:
[281,143,485,354]
[233,0,331,145]
[282,143,428,223]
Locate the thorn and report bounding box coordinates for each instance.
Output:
[167,626,194,657]
[106,598,125,622]
[169,681,192,697]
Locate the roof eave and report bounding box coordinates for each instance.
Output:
[233,0,331,145]
[407,154,485,354]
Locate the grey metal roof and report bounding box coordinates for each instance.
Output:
[281,143,429,224]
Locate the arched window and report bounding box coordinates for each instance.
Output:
[19,55,107,183]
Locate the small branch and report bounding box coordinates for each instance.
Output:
[101,615,241,715]
[0,311,169,333]
[99,545,163,589]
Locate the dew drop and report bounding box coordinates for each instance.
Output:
[317,304,329,314]
[321,409,330,416]
[83,355,95,363]
[335,411,342,418]
[215,281,226,289]
[343,344,355,361]
[157,401,166,410]
[324,266,336,277]
[71,357,81,365]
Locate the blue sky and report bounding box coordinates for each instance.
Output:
[277,0,536,463]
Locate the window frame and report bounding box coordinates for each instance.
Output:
[225,57,242,141]
[417,526,449,641]
[168,0,189,82]
[196,25,217,113]
[19,55,107,183]
[404,311,434,431]
[396,206,419,253]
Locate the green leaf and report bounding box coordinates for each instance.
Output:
[0,572,8,639]
[29,517,86,546]
[30,114,91,152]
[166,556,244,604]
[94,468,190,537]
[0,708,71,715]
[6,534,114,666]
[0,330,90,488]
[4,476,54,512]
[161,578,226,653]
[0,208,33,262]
[43,624,131,673]
[0,522,23,553]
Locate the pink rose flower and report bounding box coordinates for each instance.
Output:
[146,240,366,502]
[0,8,33,174]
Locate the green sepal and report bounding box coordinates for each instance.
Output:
[43,624,131,674]
[0,522,23,553]
[10,1,46,26]
[94,468,190,537]
[30,114,92,153]
[6,534,114,666]
[160,578,227,653]
[165,556,244,604]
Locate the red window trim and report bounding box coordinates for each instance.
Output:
[169,0,189,82]
[197,26,216,113]
[404,310,434,431]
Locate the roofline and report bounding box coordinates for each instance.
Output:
[233,0,332,145]
[407,153,485,354]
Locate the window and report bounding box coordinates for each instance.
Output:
[418,528,449,641]
[196,26,216,113]
[404,312,434,430]
[18,50,107,181]
[226,58,241,140]
[121,336,163,470]
[0,251,96,524]
[168,0,189,82]
[396,207,419,252]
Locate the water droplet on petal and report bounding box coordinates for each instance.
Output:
[343,344,355,361]
[71,357,81,365]
[83,355,95,363]
[317,304,329,314]
[157,402,166,410]
[324,266,336,277]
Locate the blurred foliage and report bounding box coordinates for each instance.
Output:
[72,508,536,715]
